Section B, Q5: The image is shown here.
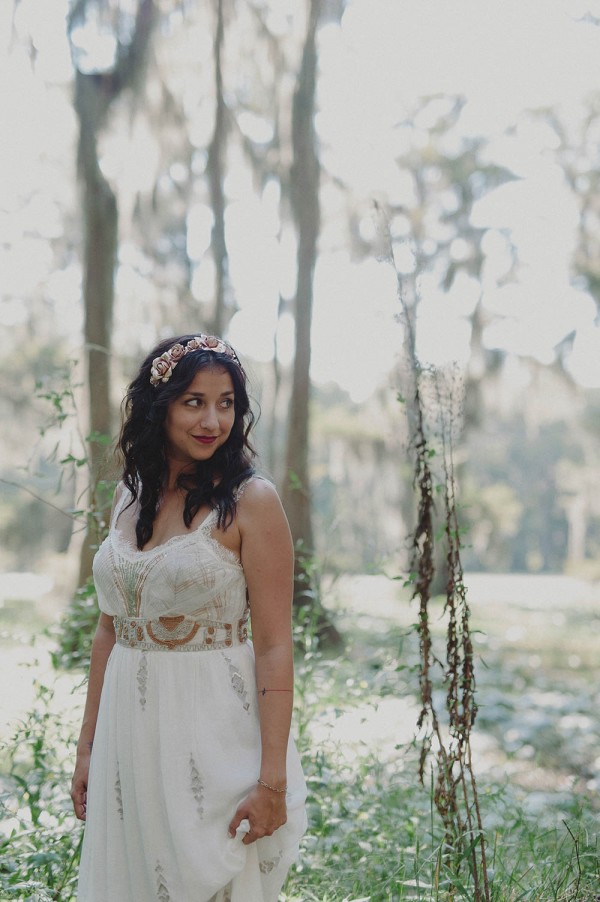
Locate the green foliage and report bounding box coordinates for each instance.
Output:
[32,363,114,673]
[1,360,116,570]
[283,604,600,901]
[283,751,600,900]
[293,542,342,646]
[287,470,304,494]
[49,578,98,672]
[35,370,82,436]
[462,404,600,575]
[0,683,82,901]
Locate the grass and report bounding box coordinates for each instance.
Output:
[282,577,600,901]
[1,573,599,900]
[281,738,600,900]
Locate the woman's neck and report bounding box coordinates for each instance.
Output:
[164,461,196,492]
[163,462,217,494]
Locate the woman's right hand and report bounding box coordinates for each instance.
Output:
[71,751,91,821]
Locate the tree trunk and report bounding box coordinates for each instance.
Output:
[69,0,157,585]
[282,0,340,642]
[76,96,119,585]
[206,0,231,335]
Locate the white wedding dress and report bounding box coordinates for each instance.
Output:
[77,481,307,902]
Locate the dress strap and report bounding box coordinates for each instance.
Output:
[110,483,131,529]
[233,473,272,502]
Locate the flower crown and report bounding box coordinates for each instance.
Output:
[149,334,241,386]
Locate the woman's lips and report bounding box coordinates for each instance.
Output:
[192,435,217,444]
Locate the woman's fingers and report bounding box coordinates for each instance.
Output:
[71,781,87,820]
[71,756,91,820]
[228,789,287,844]
[228,807,249,838]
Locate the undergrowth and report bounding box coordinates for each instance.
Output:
[283,744,600,901]
[284,604,600,902]
[0,683,83,901]
[0,604,598,900]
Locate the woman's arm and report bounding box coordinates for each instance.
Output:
[71,614,116,821]
[71,613,116,820]
[70,482,122,820]
[227,478,294,844]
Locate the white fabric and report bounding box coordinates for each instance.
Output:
[77,482,307,902]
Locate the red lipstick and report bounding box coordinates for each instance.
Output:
[193,436,217,444]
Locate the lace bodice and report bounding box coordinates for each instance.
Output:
[92,487,248,623]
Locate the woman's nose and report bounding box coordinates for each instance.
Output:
[200,406,219,429]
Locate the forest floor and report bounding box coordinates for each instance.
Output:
[1,567,599,899]
[319,572,600,813]
[2,567,599,804]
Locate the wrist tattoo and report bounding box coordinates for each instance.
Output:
[259,688,293,696]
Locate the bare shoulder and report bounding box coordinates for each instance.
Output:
[239,475,279,504]
[236,476,288,533]
[238,476,285,520]
[237,476,293,579]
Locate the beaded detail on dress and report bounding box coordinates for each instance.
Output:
[114,613,249,652]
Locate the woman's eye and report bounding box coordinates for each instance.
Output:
[221,399,234,408]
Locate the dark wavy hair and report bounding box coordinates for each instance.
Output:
[118,334,256,550]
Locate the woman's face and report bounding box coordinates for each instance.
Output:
[164,366,236,468]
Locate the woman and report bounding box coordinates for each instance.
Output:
[71,333,307,902]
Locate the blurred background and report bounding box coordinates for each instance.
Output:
[2,0,600,596]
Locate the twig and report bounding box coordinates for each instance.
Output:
[0,479,81,522]
[563,820,581,899]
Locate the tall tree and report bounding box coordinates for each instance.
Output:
[68,0,157,584]
[544,101,600,313]
[282,0,321,604]
[206,0,232,334]
[372,98,516,588]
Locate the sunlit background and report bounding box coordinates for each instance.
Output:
[1,2,600,613]
[5,1,600,576]
[2,0,600,579]
[3,1,600,390]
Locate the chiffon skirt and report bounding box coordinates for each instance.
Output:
[77,641,307,901]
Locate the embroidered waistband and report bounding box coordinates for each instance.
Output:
[114,613,249,652]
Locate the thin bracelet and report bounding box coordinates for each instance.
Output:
[257,779,287,793]
[259,688,293,696]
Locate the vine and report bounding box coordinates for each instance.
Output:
[383,215,491,899]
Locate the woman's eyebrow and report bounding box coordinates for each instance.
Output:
[184,390,235,397]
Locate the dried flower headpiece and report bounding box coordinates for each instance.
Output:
[149,335,241,386]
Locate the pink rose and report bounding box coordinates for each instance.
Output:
[150,335,240,386]
[150,354,173,384]
[169,343,186,361]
